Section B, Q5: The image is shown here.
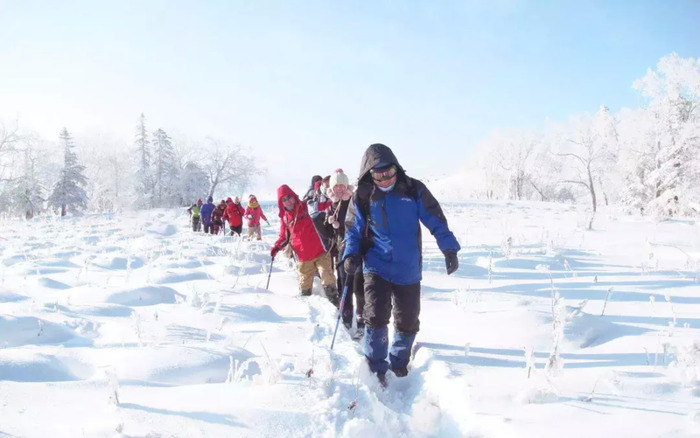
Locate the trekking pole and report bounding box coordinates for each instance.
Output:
[265,257,274,290]
[330,283,350,350]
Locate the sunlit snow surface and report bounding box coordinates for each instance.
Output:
[0,203,699,437]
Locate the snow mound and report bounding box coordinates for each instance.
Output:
[0,316,90,348]
[0,291,26,302]
[2,254,26,266]
[91,255,145,270]
[36,277,72,290]
[0,350,94,382]
[147,223,178,236]
[155,271,210,284]
[106,286,184,306]
[566,311,652,348]
[214,304,287,323]
[108,346,253,385]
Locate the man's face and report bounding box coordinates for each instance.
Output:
[370,165,397,190]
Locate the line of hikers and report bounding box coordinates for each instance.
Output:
[270,144,460,385]
[187,195,269,240]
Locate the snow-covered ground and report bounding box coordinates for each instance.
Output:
[1,202,699,437]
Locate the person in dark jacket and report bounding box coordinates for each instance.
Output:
[200,197,216,234]
[212,200,226,234]
[302,175,323,215]
[325,169,365,336]
[343,143,460,384]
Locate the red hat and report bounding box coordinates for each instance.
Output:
[226,197,233,203]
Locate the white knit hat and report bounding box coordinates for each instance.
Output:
[329,169,349,188]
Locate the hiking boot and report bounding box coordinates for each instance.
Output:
[391,366,409,377]
[352,325,364,341]
[377,373,388,388]
[343,320,352,331]
[300,288,312,297]
[323,285,339,307]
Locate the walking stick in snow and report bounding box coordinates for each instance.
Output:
[330,283,350,350]
[265,257,274,290]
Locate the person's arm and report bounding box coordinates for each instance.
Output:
[342,197,364,261]
[415,182,460,253]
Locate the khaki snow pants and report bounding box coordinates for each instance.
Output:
[247,225,262,240]
[298,252,336,291]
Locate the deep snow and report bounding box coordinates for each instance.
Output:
[0,201,699,437]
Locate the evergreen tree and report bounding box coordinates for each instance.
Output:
[134,113,153,208]
[48,128,88,216]
[10,147,45,218]
[152,128,177,207]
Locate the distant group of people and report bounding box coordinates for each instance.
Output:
[270,144,461,386]
[187,195,268,240]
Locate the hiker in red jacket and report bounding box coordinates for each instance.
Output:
[270,185,339,305]
[245,194,268,241]
[224,197,246,236]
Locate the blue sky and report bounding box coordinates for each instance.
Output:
[1,0,698,196]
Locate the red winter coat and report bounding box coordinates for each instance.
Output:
[224,203,245,227]
[244,204,268,227]
[274,185,325,262]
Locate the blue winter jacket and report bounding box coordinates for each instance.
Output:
[343,144,460,285]
[200,202,215,225]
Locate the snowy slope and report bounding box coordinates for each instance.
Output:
[0,203,699,437]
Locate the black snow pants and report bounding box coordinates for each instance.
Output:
[363,273,420,334]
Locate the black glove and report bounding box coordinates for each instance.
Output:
[344,254,361,275]
[444,251,458,275]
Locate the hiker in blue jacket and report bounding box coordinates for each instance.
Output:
[343,143,460,385]
[200,196,216,234]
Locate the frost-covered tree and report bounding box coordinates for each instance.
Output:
[8,145,45,218]
[555,107,618,217]
[178,161,209,205]
[630,53,700,216]
[152,128,178,207]
[48,128,88,216]
[203,139,262,199]
[134,113,153,208]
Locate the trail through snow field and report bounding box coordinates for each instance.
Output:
[0,202,699,437]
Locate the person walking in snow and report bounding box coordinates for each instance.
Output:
[343,143,460,384]
[302,175,323,215]
[200,196,216,234]
[187,198,203,232]
[315,176,333,213]
[224,197,246,236]
[245,194,268,241]
[212,200,226,235]
[326,169,365,336]
[270,185,339,305]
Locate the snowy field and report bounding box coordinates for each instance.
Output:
[1,201,699,437]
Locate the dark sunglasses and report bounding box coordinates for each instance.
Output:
[282,195,294,202]
[370,165,397,182]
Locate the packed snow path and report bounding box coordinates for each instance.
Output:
[0,203,699,437]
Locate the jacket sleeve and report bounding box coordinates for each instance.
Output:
[342,197,364,261]
[260,210,268,222]
[238,205,245,215]
[416,182,461,254]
